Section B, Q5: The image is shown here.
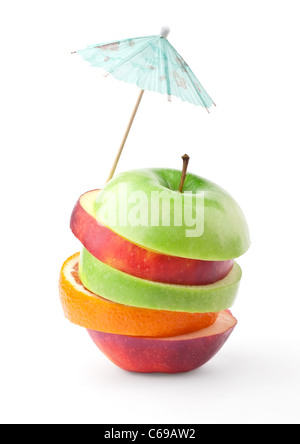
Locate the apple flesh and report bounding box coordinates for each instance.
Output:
[87,310,237,373]
[79,247,242,313]
[71,190,234,285]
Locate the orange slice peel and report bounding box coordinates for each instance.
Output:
[59,253,218,337]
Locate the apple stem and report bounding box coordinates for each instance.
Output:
[178,154,190,193]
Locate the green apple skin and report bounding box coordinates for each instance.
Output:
[70,190,234,285]
[94,169,250,261]
[79,248,242,313]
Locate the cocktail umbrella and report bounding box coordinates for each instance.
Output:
[73,27,215,182]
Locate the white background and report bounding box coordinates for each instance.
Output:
[1,0,300,424]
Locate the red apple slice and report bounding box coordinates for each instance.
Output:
[71,190,233,285]
[87,310,237,373]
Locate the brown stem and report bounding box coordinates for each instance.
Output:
[178,154,190,193]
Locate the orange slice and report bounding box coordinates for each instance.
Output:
[59,253,218,337]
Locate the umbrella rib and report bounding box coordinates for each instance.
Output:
[78,35,155,52]
[167,41,213,110]
[161,38,172,99]
[106,36,159,77]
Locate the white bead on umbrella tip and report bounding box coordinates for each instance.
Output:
[160,26,170,38]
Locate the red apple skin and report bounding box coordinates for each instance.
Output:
[87,312,237,374]
[71,192,234,285]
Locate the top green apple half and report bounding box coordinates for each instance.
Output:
[94,169,250,261]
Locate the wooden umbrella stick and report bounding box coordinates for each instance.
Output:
[106,89,145,183]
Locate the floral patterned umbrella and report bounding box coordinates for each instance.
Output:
[73,27,215,181]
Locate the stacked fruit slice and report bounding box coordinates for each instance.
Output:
[59,168,250,373]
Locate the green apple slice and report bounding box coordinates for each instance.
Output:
[79,248,242,313]
[93,169,250,261]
